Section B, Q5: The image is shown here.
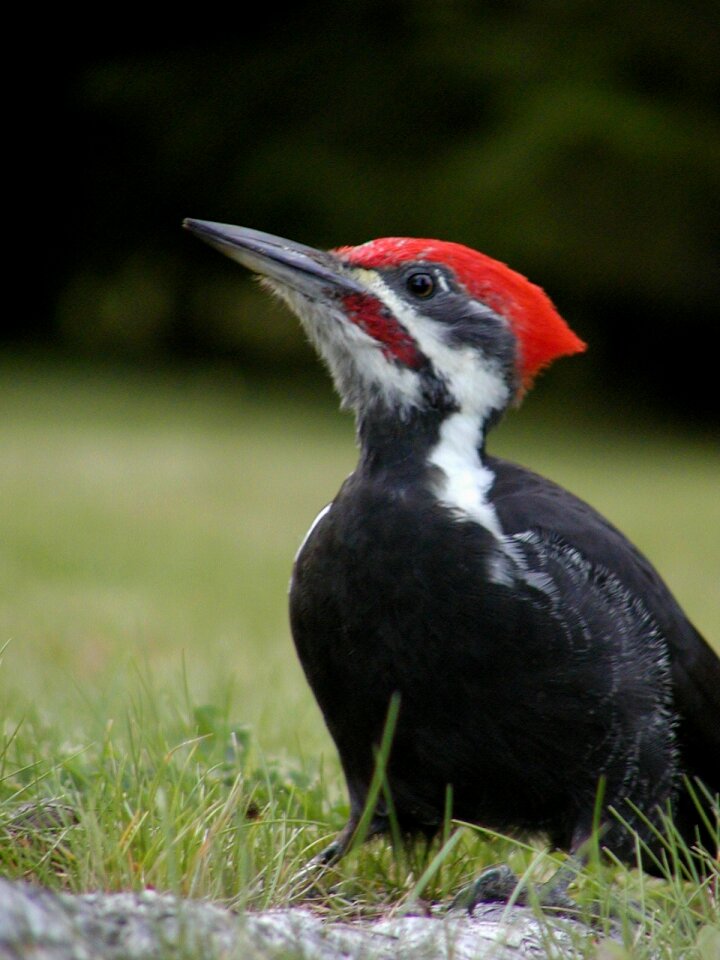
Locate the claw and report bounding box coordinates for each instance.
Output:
[286,818,371,899]
[449,862,579,914]
[449,865,521,911]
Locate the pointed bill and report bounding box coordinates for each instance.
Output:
[183,219,367,299]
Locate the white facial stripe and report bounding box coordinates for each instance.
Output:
[270,266,517,582]
[352,273,519,570]
[352,270,510,419]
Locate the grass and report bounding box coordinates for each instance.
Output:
[0,355,718,956]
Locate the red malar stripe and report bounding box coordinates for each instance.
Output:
[341,293,424,368]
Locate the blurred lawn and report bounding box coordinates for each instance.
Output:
[1,356,718,765]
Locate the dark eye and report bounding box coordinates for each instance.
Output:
[406,272,435,299]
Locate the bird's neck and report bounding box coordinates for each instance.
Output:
[355,402,514,574]
[356,403,493,489]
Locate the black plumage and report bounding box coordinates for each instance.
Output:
[184,219,719,892]
[291,433,718,870]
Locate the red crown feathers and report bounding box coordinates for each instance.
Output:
[336,238,586,391]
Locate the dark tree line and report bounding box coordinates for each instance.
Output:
[12,1,720,421]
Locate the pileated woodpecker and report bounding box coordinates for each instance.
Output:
[185,220,719,902]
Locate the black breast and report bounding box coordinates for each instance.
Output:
[289,465,678,852]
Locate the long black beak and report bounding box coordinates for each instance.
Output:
[183,219,367,298]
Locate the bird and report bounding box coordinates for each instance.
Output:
[184,218,719,906]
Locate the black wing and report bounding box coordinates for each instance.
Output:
[488,455,720,795]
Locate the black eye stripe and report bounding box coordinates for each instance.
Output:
[406,272,435,299]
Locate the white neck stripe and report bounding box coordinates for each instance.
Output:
[428,412,503,538]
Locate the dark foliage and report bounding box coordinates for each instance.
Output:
[13,1,720,420]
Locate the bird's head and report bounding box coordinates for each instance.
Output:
[184,221,585,427]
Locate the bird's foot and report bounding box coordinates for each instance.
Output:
[286,817,371,900]
[449,864,578,914]
[449,865,520,911]
[287,837,345,897]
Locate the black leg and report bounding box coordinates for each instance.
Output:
[289,813,389,893]
[313,818,363,866]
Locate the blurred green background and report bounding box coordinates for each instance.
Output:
[3,2,719,748]
[2,359,718,754]
[13,0,720,422]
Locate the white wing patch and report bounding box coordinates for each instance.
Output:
[294,502,333,563]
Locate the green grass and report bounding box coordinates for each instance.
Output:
[1,356,718,956]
